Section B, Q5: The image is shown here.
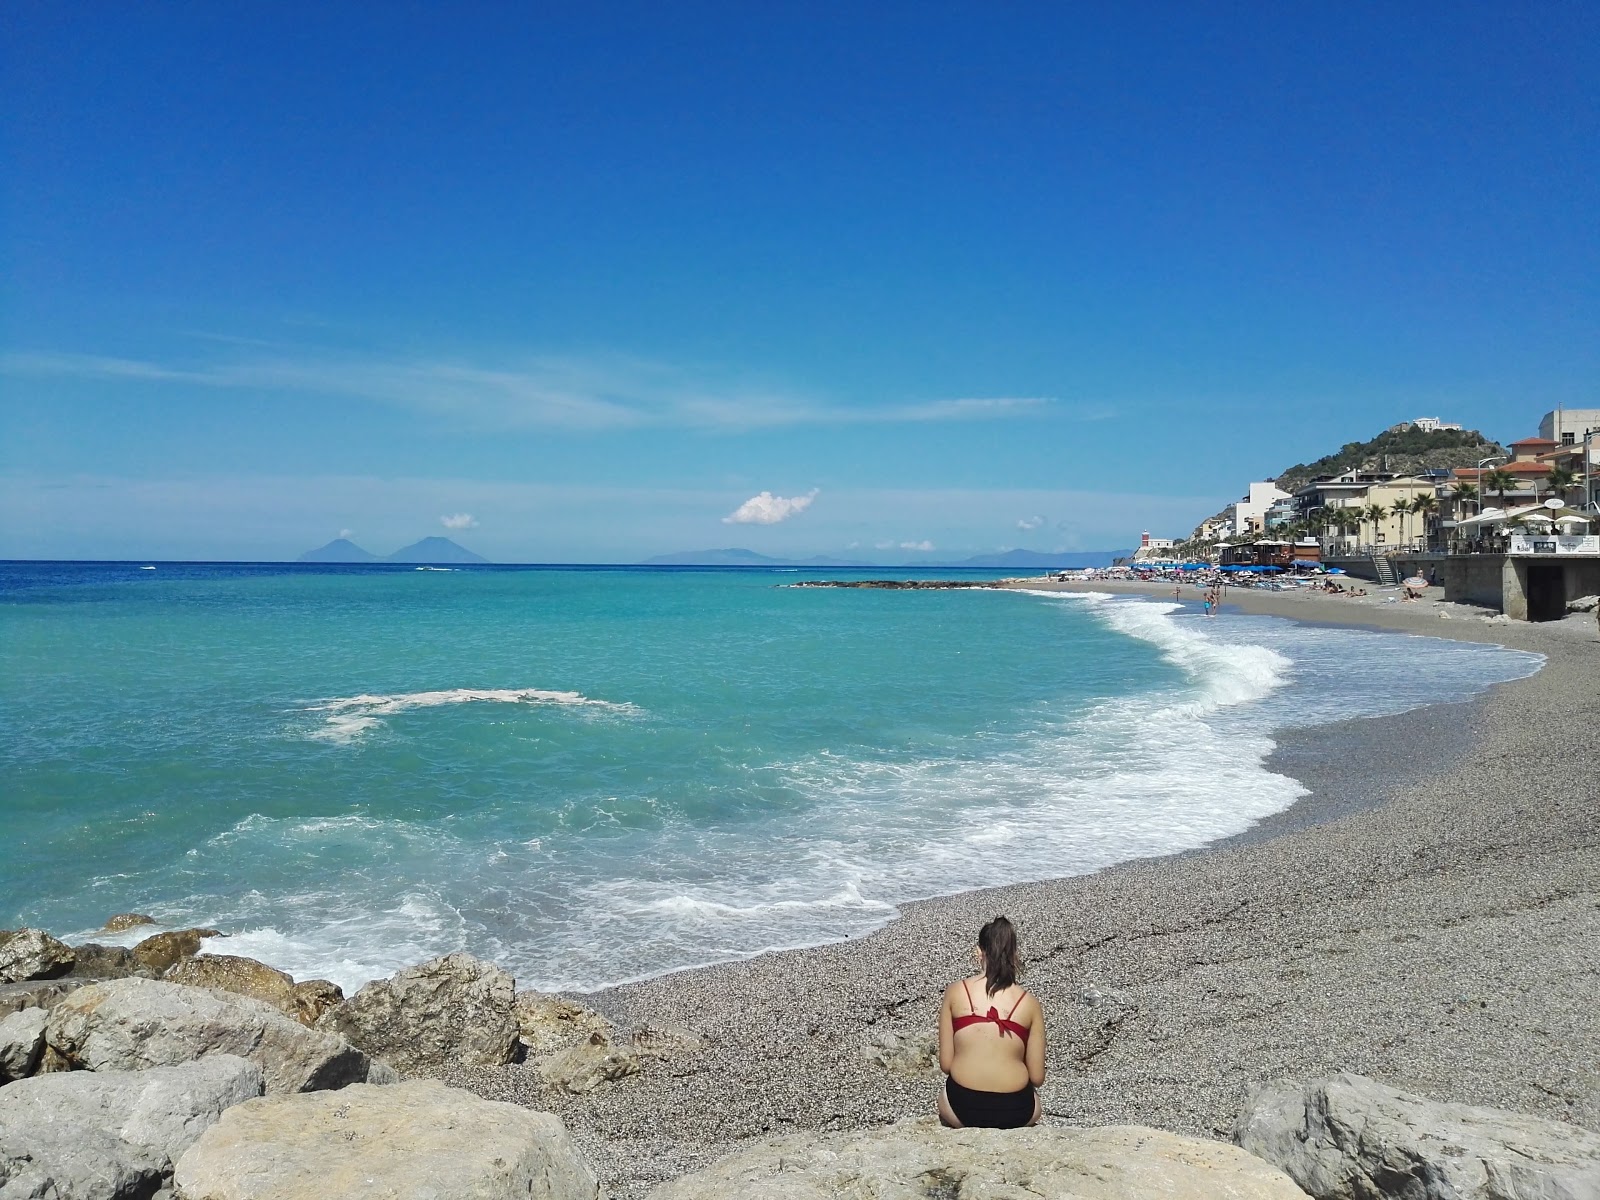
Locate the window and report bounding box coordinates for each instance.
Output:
[1562,432,1576,445]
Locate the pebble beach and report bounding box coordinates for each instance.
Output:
[443,584,1600,1197]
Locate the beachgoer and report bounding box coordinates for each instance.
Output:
[937,916,1045,1129]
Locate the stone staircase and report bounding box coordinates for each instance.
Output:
[1372,554,1398,587]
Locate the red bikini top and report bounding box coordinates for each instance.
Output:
[952,980,1030,1046]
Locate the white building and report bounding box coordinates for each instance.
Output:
[1228,481,1292,537]
[1131,532,1178,562]
[1410,417,1463,433]
[1539,408,1600,447]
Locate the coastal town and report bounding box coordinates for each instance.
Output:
[1110,408,1600,622]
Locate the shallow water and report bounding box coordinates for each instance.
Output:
[0,563,1540,991]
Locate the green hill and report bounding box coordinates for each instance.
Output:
[1272,426,1506,494]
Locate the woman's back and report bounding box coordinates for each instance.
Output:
[942,973,1040,1093]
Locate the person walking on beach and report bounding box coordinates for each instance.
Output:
[937,916,1045,1128]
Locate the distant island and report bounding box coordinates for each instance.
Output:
[297,536,489,565]
[643,548,1127,569]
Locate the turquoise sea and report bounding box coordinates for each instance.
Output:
[1,562,1541,993]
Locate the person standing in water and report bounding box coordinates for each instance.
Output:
[936,916,1045,1128]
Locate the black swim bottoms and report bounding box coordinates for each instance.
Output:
[945,1078,1036,1129]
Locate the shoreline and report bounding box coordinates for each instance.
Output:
[441,579,1600,1197]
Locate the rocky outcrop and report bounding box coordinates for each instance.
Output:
[316,953,518,1074]
[0,977,80,1017]
[0,928,76,983]
[45,977,373,1093]
[514,989,612,1055]
[68,941,143,979]
[132,927,221,975]
[165,953,299,1016]
[0,1054,262,1198]
[0,1006,48,1082]
[647,1121,1309,1199]
[103,912,158,933]
[172,1079,598,1200]
[291,977,345,1026]
[538,1032,643,1094]
[1234,1072,1600,1200]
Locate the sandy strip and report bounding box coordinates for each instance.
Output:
[446,581,1600,1197]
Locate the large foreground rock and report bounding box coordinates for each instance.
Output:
[0,1006,49,1082]
[647,1121,1309,1199]
[316,952,518,1073]
[1235,1072,1600,1200]
[173,1079,598,1199]
[0,928,76,983]
[0,1054,261,1198]
[45,977,373,1093]
[0,977,80,1017]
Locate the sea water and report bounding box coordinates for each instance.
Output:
[0,563,1540,993]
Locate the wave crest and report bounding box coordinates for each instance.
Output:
[301,687,640,744]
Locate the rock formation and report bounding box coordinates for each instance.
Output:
[0,1054,262,1198]
[0,1006,48,1082]
[646,1121,1310,1199]
[316,952,519,1074]
[102,912,158,933]
[131,927,222,974]
[44,977,375,1093]
[165,953,302,1019]
[173,1080,598,1200]
[1235,1073,1600,1200]
[0,928,76,983]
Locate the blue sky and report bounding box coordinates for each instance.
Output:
[3,3,1596,561]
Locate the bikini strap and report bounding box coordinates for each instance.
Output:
[960,978,975,1013]
[1005,989,1027,1020]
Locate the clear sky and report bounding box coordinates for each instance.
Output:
[3,3,1596,562]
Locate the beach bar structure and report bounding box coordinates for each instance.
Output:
[1442,502,1600,621]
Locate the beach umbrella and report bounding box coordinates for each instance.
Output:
[1326,567,1346,574]
[1402,575,1429,589]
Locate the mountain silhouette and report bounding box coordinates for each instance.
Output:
[298,538,378,563]
[383,537,489,564]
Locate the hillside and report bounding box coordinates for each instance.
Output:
[384,537,489,564]
[1183,425,1508,545]
[298,538,378,563]
[1273,426,1506,494]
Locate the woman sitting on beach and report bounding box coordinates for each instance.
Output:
[936,915,1045,1129]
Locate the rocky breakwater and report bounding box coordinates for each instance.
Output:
[0,924,597,1200]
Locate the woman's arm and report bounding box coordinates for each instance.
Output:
[937,986,955,1075]
[1025,997,1046,1087]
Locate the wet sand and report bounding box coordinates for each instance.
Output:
[447,581,1600,1197]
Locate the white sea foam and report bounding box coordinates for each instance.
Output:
[301,687,641,744]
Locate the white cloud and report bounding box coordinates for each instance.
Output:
[900,540,935,552]
[722,488,819,526]
[1015,515,1045,531]
[338,528,354,539]
[441,513,478,530]
[874,540,896,550]
[1,350,1061,433]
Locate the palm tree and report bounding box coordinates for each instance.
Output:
[1483,468,1519,509]
[1390,497,1413,548]
[1362,502,1389,550]
[1412,493,1439,548]
[1452,479,1479,517]
[1545,465,1578,503]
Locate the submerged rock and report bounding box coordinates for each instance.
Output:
[0,928,76,983]
[0,1054,262,1198]
[103,912,158,933]
[1235,1072,1600,1200]
[132,928,222,975]
[646,1121,1309,1199]
[172,1080,598,1200]
[45,977,372,1093]
[316,953,519,1074]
